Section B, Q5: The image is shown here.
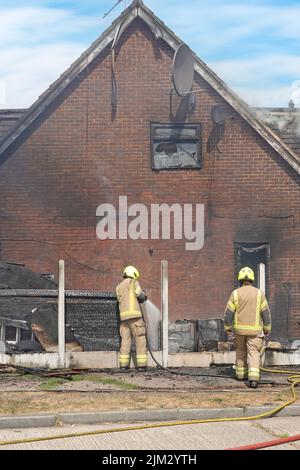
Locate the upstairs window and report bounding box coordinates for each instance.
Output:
[151,122,202,170]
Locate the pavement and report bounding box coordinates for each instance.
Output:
[0,406,300,450]
[0,416,300,450]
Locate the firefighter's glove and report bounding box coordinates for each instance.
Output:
[137,291,147,304]
[227,331,235,342]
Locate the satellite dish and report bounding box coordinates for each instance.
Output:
[172,44,194,97]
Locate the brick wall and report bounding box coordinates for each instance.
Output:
[0,19,300,339]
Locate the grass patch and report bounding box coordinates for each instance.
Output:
[96,378,138,390]
[212,397,225,404]
[38,378,68,390]
[71,374,138,390]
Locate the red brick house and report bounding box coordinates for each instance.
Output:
[0,0,300,341]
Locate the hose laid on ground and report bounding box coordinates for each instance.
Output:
[0,368,299,447]
[226,433,300,451]
[0,326,299,447]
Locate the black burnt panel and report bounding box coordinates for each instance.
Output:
[66,299,120,351]
[0,292,120,351]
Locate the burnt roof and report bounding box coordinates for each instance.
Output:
[0,261,57,289]
[253,106,300,158]
[0,0,300,175]
[0,109,27,142]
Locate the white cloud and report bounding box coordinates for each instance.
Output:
[0,5,103,108]
[209,55,300,107]
[0,44,85,108]
[291,81,300,105]
[0,7,102,45]
[0,1,300,108]
[0,81,6,107]
[234,85,293,108]
[147,0,300,46]
[211,55,300,86]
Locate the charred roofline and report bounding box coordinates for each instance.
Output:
[253,107,300,113]
[0,109,27,114]
[0,1,300,175]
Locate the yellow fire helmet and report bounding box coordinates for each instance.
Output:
[238,266,255,282]
[123,265,140,280]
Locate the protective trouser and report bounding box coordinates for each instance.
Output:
[235,335,263,381]
[119,318,148,368]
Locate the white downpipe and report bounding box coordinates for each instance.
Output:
[58,259,65,368]
[161,260,169,368]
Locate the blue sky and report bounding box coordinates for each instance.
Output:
[0,0,300,108]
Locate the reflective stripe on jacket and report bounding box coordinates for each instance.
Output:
[116,278,143,321]
[224,284,271,336]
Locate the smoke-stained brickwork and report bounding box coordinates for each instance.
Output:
[0,17,300,340]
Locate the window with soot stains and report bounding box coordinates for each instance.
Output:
[151,123,202,170]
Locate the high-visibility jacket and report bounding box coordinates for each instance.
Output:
[224,284,271,336]
[116,278,144,321]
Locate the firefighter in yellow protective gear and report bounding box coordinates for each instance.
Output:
[116,266,148,372]
[224,267,272,389]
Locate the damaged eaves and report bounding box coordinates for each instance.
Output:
[0,1,299,176]
[0,109,27,142]
[254,104,300,158]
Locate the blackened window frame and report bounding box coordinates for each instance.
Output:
[150,122,202,171]
[0,321,35,344]
[234,242,270,298]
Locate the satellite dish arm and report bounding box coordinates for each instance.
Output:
[103,0,123,19]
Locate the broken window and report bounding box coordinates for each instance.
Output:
[20,329,34,341]
[5,326,17,342]
[0,320,35,344]
[151,122,202,170]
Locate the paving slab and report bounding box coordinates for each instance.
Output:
[0,418,298,450]
[254,417,300,450]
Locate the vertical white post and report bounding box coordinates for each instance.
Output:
[259,263,266,294]
[259,263,267,367]
[161,260,169,368]
[58,259,65,368]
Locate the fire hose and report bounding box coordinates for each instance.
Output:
[227,433,300,450]
[0,371,299,448]
[0,341,299,448]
